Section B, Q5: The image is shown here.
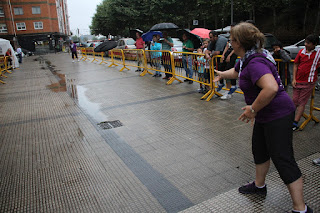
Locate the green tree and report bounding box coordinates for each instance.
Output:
[90,0,317,42]
[71,35,79,42]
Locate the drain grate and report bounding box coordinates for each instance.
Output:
[98,120,123,129]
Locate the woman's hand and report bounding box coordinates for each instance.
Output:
[220,55,224,63]
[291,79,296,88]
[238,105,257,126]
[213,70,223,82]
[226,55,231,63]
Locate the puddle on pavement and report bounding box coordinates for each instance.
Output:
[42,57,109,124]
[76,85,108,122]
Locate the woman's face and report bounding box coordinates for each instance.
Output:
[230,36,243,56]
[182,34,187,41]
[153,36,157,42]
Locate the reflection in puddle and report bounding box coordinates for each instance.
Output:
[71,84,107,123]
[66,79,77,99]
[46,68,107,123]
[47,73,67,92]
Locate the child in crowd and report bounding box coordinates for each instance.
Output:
[150,34,162,77]
[292,34,320,131]
[218,23,238,100]
[202,39,211,93]
[271,42,292,90]
[195,48,206,93]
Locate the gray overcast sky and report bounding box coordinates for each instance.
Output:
[68,0,102,35]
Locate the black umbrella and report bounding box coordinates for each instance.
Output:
[177,29,202,49]
[149,23,179,31]
[94,40,117,52]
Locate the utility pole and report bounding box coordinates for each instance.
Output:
[231,0,234,24]
[8,0,18,47]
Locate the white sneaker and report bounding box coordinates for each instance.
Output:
[313,157,320,166]
[72,60,75,63]
[77,59,80,62]
[221,93,232,100]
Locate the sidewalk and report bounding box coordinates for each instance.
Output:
[0,53,319,213]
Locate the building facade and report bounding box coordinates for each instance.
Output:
[0,0,70,52]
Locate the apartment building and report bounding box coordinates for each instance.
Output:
[0,0,70,52]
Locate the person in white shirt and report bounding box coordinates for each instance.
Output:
[16,46,22,63]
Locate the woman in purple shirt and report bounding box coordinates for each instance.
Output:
[215,22,312,213]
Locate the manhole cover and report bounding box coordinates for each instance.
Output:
[98,120,123,129]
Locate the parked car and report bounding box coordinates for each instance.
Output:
[115,38,136,49]
[89,42,102,48]
[284,36,320,59]
[220,33,280,52]
[264,33,280,52]
[171,38,183,52]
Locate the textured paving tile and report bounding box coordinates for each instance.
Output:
[180,153,320,213]
[0,53,319,212]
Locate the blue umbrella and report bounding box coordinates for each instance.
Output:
[141,31,163,42]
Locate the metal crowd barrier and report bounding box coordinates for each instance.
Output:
[122,49,151,75]
[0,56,7,84]
[0,56,14,84]
[78,48,319,127]
[109,49,129,72]
[80,48,89,61]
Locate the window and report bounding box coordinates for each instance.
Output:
[32,6,41,14]
[16,22,26,30]
[0,7,4,17]
[0,24,7,33]
[14,7,23,15]
[34,22,43,30]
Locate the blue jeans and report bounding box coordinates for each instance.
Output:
[182,55,193,78]
[152,57,161,75]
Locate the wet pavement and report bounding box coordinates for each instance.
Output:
[0,53,319,212]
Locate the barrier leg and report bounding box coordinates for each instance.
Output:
[99,53,108,65]
[108,51,118,68]
[0,71,6,84]
[119,50,130,72]
[299,87,319,130]
[166,53,182,85]
[140,69,153,76]
[91,52,99,63]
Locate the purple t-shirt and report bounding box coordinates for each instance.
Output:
[235,53,295,123]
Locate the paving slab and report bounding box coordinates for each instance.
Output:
[0,53,319,212]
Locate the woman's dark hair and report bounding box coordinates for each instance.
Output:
[305,34,319,45]
[271,41,283,49]
[209,30,218,37]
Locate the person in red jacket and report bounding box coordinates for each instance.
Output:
[292,34,320,131]
[135,32,145,72]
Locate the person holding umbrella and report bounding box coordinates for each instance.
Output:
[150,34,162,77]
[161,31,174,79]
[182,33,194,84]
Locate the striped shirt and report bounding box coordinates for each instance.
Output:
[294,47,320,83]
